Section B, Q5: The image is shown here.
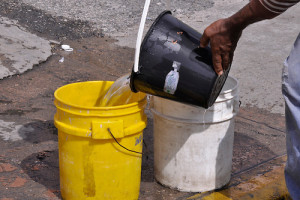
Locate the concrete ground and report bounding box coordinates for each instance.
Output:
[0,0,299,199]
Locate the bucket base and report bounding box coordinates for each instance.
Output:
[153,117,235,192]
[59,130,143,199]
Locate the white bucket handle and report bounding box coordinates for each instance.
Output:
[134,0,151,72]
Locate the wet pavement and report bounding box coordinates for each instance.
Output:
[0,17,51,79]
[0,0,299,199]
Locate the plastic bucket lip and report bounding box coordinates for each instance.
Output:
[150,76,238,108]
[220,76,238,93]
[54,81,147,110]
[213,77,238,104]
[150,107,236,124]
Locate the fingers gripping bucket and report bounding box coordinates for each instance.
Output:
[54,81,147,200]
[130,11,230,108]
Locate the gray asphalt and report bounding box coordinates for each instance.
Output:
[21,0,214,33]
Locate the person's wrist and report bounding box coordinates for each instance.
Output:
[226,0,278,31]
[222,17,245,35]
[225,3,259,32]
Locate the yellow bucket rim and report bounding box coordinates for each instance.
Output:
[54,81,147,110]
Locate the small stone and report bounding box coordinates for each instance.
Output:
[8,177,27,188]
[0,163,17,172]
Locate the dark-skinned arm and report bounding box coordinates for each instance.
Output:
[200,0,280,75]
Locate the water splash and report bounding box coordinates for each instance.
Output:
[97,73,143,107]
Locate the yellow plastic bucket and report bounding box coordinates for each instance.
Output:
[54,81,147,200]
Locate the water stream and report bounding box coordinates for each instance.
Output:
[97,73,143,107]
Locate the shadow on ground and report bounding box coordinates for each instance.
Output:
[20,120,60,198]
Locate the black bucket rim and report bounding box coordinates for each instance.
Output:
[206,67,231,107]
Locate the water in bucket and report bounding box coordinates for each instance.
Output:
[97,73,144,107]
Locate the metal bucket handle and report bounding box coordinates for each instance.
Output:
[107,128,146,156]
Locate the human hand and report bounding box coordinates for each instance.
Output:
[200,18,243,75]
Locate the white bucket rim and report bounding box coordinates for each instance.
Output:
[150,107,236,124]
[215,76,238,103]
[218,76,238,94]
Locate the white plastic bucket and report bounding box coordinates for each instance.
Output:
[151,76,239,192]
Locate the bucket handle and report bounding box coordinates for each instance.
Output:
[233,97,241,114]
[107,128,145,155]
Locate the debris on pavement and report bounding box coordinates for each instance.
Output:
[61,44,73,52]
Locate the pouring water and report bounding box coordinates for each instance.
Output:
[97,73,144,107]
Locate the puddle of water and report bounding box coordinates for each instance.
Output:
[97,73,143,107]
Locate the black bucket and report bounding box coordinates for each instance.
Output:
[130,11,230,108]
